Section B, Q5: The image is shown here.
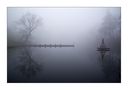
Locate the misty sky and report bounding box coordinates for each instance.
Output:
[7,7,120,45]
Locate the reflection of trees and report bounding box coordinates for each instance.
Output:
[16,47,42,78]
[99,53,121,82]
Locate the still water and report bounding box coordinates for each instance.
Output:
[8,44,108,83]
[7,44,120,82]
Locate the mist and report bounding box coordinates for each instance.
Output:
[7,7,121,82]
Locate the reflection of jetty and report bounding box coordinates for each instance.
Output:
[97,39,110,60]
[8,44,75,48]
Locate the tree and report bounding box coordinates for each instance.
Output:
[17,13,42,44]
[99,12,121,55]
[100,12,121,40]
[98,11,121,82]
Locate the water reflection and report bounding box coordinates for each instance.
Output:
[99,53,121,82]
[16,47,42,78]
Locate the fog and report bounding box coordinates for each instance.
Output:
[7,7,121,82]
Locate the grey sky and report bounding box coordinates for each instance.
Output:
[7,7,120,45]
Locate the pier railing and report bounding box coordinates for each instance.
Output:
[8,44,75,48]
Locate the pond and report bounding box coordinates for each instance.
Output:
[7,45,109,83]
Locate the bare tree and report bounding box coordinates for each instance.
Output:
[17,13,42,44]
[99,12,121,54]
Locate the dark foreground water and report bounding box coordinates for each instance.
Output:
[7,46,120,83]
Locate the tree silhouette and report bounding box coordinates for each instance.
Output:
[98,11,121,82]
[17,13,42,43]
[99,11,121,55]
